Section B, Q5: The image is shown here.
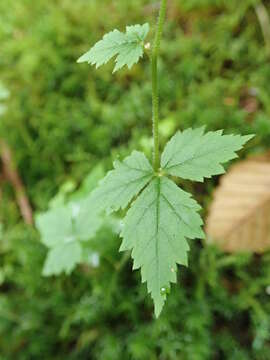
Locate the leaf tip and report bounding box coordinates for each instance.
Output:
[154,303,163,318]
[77,55,85,63]
[243,134,255,143]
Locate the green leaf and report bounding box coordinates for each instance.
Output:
[36,200,101,248]
[36,206,72,248]
[90,151,154,214]
[42,242,82,276]
[77,23,149,73]
[161,127,254,182]
[120,176,204,317]
[36,198,102,276]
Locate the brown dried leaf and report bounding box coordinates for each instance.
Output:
[205,153,270,253]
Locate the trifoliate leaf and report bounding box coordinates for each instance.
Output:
[161,127,254,182]
[77,23,149,73]
[36,200,101,248]
[89,151,154,214]
[120,176,204,317]
[36,199,102,276]
[36,206,73,248]
[42,242,82,276]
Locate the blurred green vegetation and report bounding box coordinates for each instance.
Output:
[1,0,270,358]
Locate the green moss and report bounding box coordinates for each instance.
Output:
[0,0,270,358]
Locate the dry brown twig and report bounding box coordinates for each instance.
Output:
[0,139,33,225]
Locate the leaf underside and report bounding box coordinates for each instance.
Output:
[77,23,149,72]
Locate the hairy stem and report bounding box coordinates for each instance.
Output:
[152,0,167,171]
